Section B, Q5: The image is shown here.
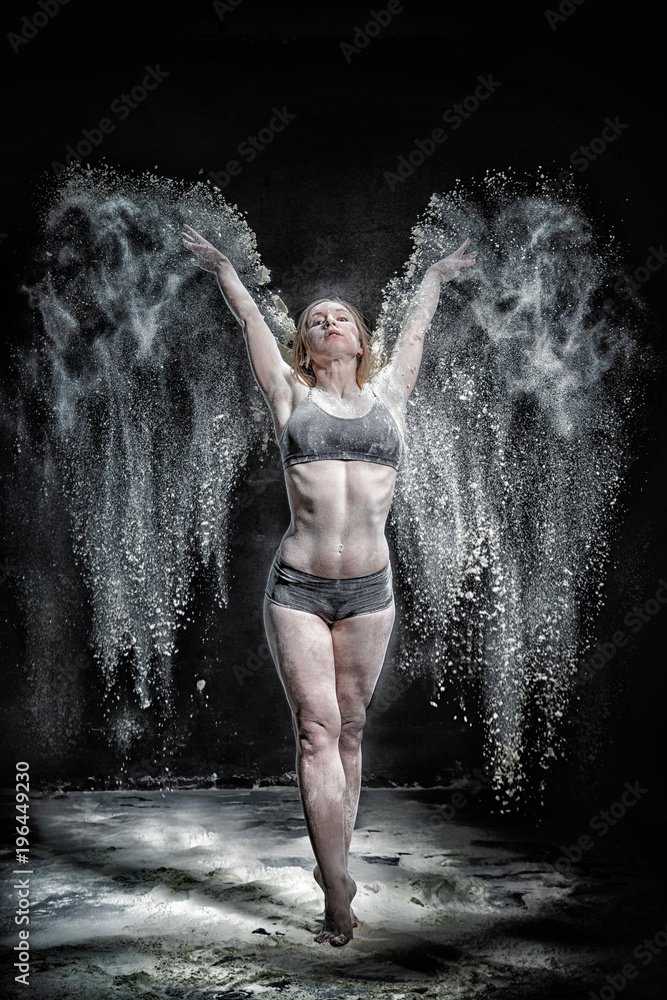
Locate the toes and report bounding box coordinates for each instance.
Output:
[315,928,352,946]
[330,932,352,947]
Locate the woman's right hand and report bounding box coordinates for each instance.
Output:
[181,227,292,408]
[181,223,229,272]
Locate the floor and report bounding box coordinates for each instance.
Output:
[2,787,664,999]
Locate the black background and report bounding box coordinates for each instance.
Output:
[1,0,665,831]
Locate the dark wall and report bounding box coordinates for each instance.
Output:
[1,1,665,818]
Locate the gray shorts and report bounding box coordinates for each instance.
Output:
[265,551,394,625]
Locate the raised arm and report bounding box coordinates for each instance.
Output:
[383,238,477,404]
[181,224,292,407]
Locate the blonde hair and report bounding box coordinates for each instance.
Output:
[291,298,372,389]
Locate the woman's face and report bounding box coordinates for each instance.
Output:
[305,301,362,361]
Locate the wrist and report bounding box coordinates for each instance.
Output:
[424,265,444,284]
[213,256,234,278]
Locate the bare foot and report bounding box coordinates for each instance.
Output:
[313,865,359,928]
[313,872,357,947]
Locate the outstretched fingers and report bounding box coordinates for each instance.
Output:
[181,224,207,247]
[180,224,228,271]
[181,224,217,251]
[452,237,478,265]
[426,239,478,282]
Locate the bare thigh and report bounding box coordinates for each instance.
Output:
[331,604,396,723]
[263,598,396,722]
[263,598,339,727]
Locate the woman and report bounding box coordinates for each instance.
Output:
[181,222,477,945]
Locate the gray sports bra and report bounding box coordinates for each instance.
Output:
[279,388,403,471]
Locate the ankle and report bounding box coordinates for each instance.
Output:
[324,873,356,897]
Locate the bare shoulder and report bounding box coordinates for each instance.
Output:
[370,366,408,438]
[269,367,310,440]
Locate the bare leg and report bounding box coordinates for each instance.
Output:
[333,602,396,862]
[264,597,395,945]
[313,601,396,923]
[264,598,355,945]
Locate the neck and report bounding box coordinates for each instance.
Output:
[310,359,361,399]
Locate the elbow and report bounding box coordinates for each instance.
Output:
[406,328,427,347]
[238,312,257,335]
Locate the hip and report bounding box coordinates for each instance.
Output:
[264,550,394,624]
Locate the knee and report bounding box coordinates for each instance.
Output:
[296,713,341,757]
[339,713,366,754]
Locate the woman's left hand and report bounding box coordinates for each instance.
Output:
[427,238,478,282]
